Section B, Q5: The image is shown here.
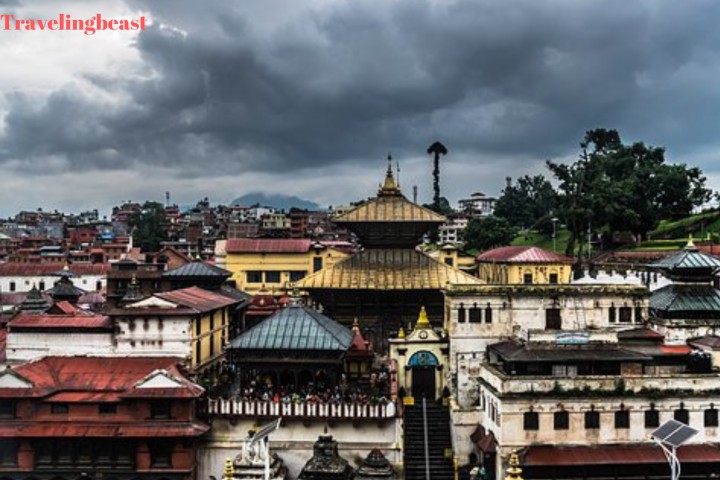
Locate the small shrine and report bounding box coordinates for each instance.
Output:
[389,306,448,400]
[355,448,397,479]
[297,435,354,480]
[345,318,374,381]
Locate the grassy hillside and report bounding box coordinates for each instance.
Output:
[511,229,571,253]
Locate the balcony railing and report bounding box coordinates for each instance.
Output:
[205,398,398,419]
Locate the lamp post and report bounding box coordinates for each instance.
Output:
[551,217,559,253]
[651,419,698,480]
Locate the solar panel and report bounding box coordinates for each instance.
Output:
[249,418,282,447]
[664,426,698,447]
[651,419,698,447]
[651,419,684,440]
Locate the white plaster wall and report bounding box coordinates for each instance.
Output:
[5,332,113,364]
[198,418,402,480]
[493,395,720,448]
[0,274,106,293]
[114,317,192,359]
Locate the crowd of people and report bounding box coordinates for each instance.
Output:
[232,372,391,406]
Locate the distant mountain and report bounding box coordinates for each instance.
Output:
[230,193,321,211]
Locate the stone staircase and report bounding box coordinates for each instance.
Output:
[403,399,454,480]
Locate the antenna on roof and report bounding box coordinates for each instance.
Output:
[413,185,418,204]
[165,191,170,207]
[396,160,401,188]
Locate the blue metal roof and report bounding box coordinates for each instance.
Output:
[651,244,720,271]
[162,261,231,278]
[229,304,353,351]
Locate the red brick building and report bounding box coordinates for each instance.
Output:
[0,356,208,480]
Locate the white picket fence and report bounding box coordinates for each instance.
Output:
[206,398,397,419]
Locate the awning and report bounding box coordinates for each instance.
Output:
[470,425,497,453]
[522,444,720,466]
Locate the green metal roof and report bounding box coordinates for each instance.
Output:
[228,304,353,351]
[651,244,720,271]
[650,284,720,317]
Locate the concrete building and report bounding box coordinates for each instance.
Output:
[476,246,574,284]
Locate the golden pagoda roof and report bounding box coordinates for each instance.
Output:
[294,249,483,290]
[334,160,446,224]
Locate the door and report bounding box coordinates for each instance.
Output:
[411,366,436,399]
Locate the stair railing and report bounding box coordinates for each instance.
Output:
[423,397,431,480]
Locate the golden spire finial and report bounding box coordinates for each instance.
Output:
[379,154,400,196]
[398,325,405,339]
[415,306,431,330]
[223,458,234,480]
[504,450,523,480]
[352,317,360,333]
[686,234,697,250]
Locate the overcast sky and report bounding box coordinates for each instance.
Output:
[2,0,720,218]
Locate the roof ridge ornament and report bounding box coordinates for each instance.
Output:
[414,306,431,330]
[378,154,401,197]
[685,235,697,251]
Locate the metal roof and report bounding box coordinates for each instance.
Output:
[477,246,573,264]
[0,422,209,438]
[226,238,314,254]
[522,444,720,466]
[0,263,110,276]
[155,286,240,312]
[228,304,353,351]
[295,248,483,290]
[334,195,445,224]
[651,243,720,271]
[162,261,231,278]
[489,340,652,362]
[6,356,203,397]
[10,313,112,330]
[650,284,720,314]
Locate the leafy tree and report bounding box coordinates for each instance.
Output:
[130,201,168,252]
[494,175,558,228]
[463,216,518,251]
[548,129,712,257]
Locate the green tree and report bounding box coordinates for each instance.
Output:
[463,216,518,251]
[548,128,712,257]
[494,175,558,228]
[130,201,168,252]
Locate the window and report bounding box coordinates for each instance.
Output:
[615,409,630,429]
[444,257,454,266]
[246,271,262,283]
[485,303,493,323]
[619,307,632,323]
[264,271,281,283]
[38,281,45,290]
[585,410,600,429]
[674,405,689,424]
[554,411,569,430]
[9,282,15,292]
[469,304,482,323]
[549,273,559,284]
[289,271,307,282]
[608,304,616,323]
[634,306,643,323]
[96,280,103,291]
[552,365,578,377]
[149,441,173,468]
[150,402,171,419]
[313,257,323,272]
[195,341,201,364]
[645,407,660,428]
[705,407,719,427]
[99,403,117,415]
[457,303,466,323]
[546,308,562,330]
[523,273,533,284]
[0,439,18,466]
[523,411,539,430]
[0,401,15,418]
[51,403,69,414]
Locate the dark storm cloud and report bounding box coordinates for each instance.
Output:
[3,0,720,177]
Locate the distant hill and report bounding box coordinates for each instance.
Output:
[230,193,321,211]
